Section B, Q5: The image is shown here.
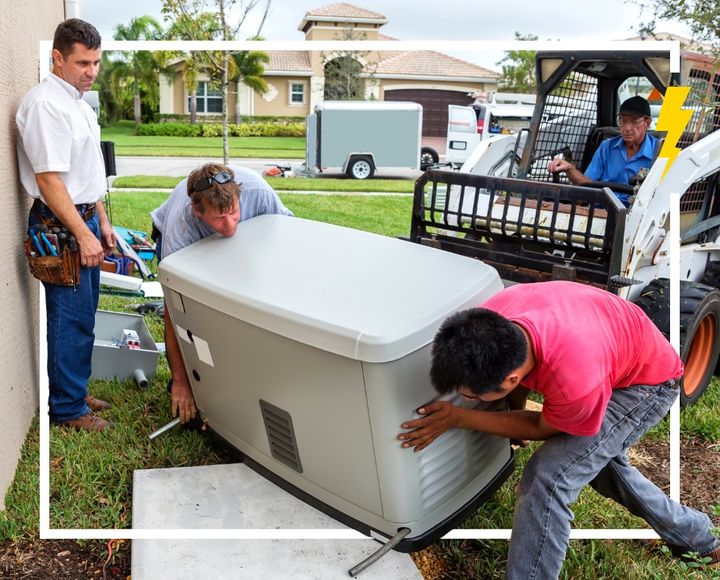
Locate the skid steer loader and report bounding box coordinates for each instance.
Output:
[410,49,720,405]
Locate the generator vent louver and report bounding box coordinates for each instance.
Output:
[259,399,303,473]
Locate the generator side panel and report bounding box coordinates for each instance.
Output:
[164,290,384,518]
[363,345,512,530]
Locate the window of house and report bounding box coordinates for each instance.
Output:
[290,82,305,105]
[188,81,223,114]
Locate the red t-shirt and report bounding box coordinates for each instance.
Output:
[482,281,684,436]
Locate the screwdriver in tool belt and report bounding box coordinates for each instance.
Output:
[37,225,58,256]
[28,227,46,256]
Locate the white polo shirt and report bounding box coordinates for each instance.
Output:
[16,73,106,204]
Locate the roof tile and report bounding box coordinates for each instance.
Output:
[267,51,312,72]
[304,3,386,20]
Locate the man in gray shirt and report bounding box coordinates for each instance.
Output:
[151,163,292,423]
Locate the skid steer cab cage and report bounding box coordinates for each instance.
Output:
[410,170,627,289]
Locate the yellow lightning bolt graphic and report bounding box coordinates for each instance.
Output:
[655,86,693,180]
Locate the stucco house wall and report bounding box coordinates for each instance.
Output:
[255,75,312,117]
[0,2,65,509]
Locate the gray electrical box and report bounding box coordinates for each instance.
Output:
[91,310,159,386]
[158,215,514,551]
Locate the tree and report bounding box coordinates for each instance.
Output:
[636,1,720,50]
[496,32,538,93]
[230,49,270,123]
[96,53,134,123]
[162,0,272,164]
[322,29,375,101]
[165,12,221,124]
[324,55,364,100]
[113,16,165,129]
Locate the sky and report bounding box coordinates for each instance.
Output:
[78,0,692,70]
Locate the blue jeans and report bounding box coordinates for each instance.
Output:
[507,380,718,579]
[30,212,101,422]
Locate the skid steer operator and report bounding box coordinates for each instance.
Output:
[398,281,719,578]
[547,96,656,206]
[150,163,292,424]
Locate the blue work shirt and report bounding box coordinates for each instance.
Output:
[585,134,657,205]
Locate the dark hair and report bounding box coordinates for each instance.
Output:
[187,163,239,214]
[430,308,527,396]
[53,19,102,57]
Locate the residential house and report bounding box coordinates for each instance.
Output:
[159,3,500,136]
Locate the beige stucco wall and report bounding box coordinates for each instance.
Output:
[304,25,381,78]
[0,2,64,510]
[172,76,184,115]
[253,76,312,117]
[304,23,381,42]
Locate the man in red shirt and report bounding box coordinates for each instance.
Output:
[398,281,719,577]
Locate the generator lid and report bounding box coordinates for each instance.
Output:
[158,215,502,363]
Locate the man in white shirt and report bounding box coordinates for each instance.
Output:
[16,19,116,432]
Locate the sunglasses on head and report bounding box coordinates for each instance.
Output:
[189,172,233,194]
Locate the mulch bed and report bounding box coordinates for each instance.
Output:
[0,538,129,579]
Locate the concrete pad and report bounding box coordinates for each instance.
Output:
[132,463,422,579]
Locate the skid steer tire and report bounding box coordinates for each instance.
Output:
[634,278,720,406]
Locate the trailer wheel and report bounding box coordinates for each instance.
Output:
[420,147,439,170]
[633,278,720,406]
[347,156,374,179]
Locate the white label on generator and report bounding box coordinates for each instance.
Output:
[194,336,214,367]
[176,324,192,343]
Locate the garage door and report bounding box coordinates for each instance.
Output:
[384,89,470,136]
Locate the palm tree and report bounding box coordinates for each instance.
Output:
[113,16,165,129]
[165,12,220,125]
[96,53,133,122]
[230,48,270,124]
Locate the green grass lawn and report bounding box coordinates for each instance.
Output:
[102,123,305,158]
[1,190,718,578]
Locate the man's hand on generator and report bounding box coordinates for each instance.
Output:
[398,401,459,452]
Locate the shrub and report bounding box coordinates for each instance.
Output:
[136,122,202,137]
[136,121,305,137]
[152,113,305,125]
[200,124,223,137]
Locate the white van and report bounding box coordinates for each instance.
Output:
[445,102,535,166]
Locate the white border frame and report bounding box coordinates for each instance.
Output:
[38,39,682,540]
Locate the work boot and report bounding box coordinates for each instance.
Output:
[57,413,113,432]
[701,544,720,568]
[85,395,112,412]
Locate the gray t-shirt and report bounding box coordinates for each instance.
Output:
[151,165,292,259]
